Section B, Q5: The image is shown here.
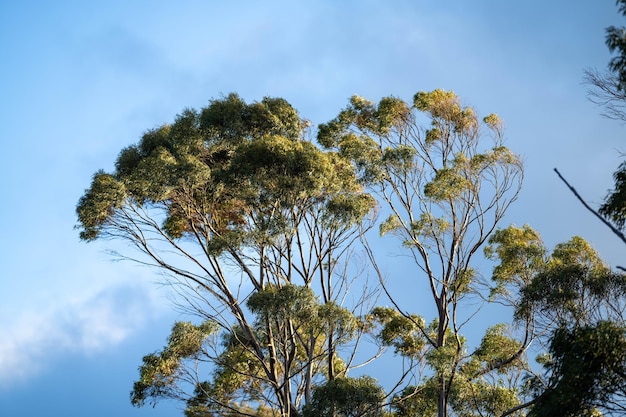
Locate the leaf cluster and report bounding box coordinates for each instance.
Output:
[530,321,626,417]
[303,376,387,417]
[76,93,373,256]
[131,320,218,407]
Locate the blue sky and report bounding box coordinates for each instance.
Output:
[0,1,624,416]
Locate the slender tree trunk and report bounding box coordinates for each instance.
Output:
[438,373,448,417]
[328,323,335,380]
[437,293,449,417]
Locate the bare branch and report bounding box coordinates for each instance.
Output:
[554,167,626,245]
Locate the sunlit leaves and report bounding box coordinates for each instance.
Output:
[323,192,376,229]
[410,212,451,241]
[379,214,401,237]
[484,224,546,299]
[319,89,524,417]
[369,307,426,357]
[382,144,416,173]
[209,329,264,406]
[473,324,523,374]
[131,320,218,407]
[375,96,411,135]
[247,284,318,324]
[304,376,386,417]
[414,89,478,134]
[248,284,358,345]
[482,113,503,132]
[516,236,622,323]
[392,383,438,417]
[450,379,520,417]
[77,92,373,260]
[199,93,302,143]
[78,92,380,417]
[423,167,471,201]
[413,89,459,116]
[75,171,126,241]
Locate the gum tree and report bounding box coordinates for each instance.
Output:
[487,226,626,417]
[318,90,525,417]
[76,94,377,416]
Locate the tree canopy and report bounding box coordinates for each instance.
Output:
[77,93,377,417]
[77,90,626,417]
[318,89,524,417]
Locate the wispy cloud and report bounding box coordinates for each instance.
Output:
[0,281,165,388]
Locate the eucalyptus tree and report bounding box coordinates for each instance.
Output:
[318,90,525,417]
[487,225,626,417]
[76,94,377,416]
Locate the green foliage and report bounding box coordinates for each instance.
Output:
[414,89,478,134]
[484,224,546,299]
[77,93,381,417]
[450,379,520,417]
[371,306,525,417]
[248,283,359,352]
[394,374,521,417]
[77,93,373,253]
[80,89,534,417]
[379,214,402,237]
[516,236,623,323]
[392,383,438,417]
[472,324,523,374]
[410,212,451,240]
[599,161,626,231]
[206,328,265,408]
[530,321,626,417]
[369,307,427,358]
[247,284,318,324]
[131,321,218,407]
[199,94,302,142]
[303,376,386,417]
[75,171,127,241]
[319,89,525,417]
[488,226,626,416]
[423,167,471,201]
[605,0,626,91]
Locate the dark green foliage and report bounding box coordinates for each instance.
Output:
[472,324,524,375]
[530,321,626,417]
[600,160,626,231]
[606,0,626,91]
[199,94,301,143]
[596,1,626,229]
[247,284,318,324]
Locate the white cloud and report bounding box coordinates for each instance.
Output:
[0,280,165,388]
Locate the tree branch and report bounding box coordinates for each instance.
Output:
[499,397,539,417]
[554,168,626,248]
